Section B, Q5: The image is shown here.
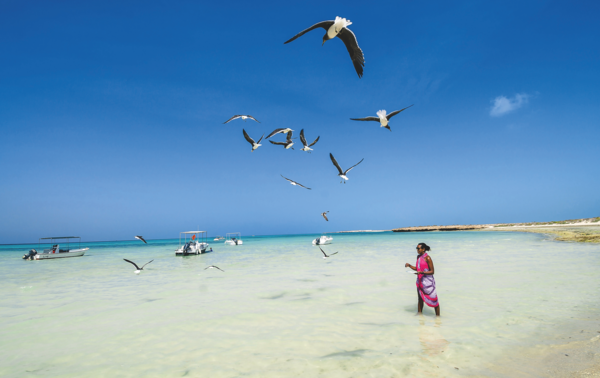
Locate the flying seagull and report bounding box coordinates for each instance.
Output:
[284,16,365,78]
[134,235,147,244]
[243,129,264,152]
[321,211,329,221]
[223,115,260,124]
[330,153,364,183]
[269,131,295,150]
[299,129,320,153]
[318,246,338,259]
[204,265,224,272]
[350,105,413,131]
[281,174,311,190]
[266,128,294,139]
[123,259,153,274]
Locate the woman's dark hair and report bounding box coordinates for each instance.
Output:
[417,243,431,251]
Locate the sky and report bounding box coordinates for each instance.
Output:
[1,0,599,244]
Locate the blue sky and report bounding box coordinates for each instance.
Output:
[1,0,599,243]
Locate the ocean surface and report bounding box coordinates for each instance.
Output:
[1,231,599,377]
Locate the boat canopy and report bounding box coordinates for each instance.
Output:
[181,231,206,234]
[39,236,80,240]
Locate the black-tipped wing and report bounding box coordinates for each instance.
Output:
[329,252,339,256]
[329,153,344,175]
[135,235,147,244]
[286,130,293,141]
[266,128,285,139]
[205,265,224,272]
[256,134,264,144]
[300,129,307,146]
[223,115,242,124]
[318,246,328,257]
[140,260,154,269]
[269,140,287,146]
[309,136,320,147]
[123,259,140,270]
[337,28,365,78]
[350,117,379,122]
[247,115,260,123]
[284,20,334,44]
[322,212,329,221]
[343,158,364,175]
[243,129,255,145]
[386,105,414,120]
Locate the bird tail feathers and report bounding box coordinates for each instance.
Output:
[376,110,387,118]
[335,16,352,28]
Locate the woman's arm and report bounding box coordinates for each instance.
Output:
[418,256,435,275]
[404,263,416,270]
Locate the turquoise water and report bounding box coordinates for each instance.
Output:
[1,231,599,377]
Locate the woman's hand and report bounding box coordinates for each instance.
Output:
[405,263,410,268]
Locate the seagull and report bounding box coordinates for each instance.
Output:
[318,246,338,259]
[266,128,294,140]
[321,211,329,221]
[204,265,224,272]
[269,131,295,150]
[243,129,264,152]
[134,235,147,244]
[330,153,364,183]
[350,105,413,131]
[284,16,365,78]
[281,174,311,190]
[223,115,260,124]
[299,129,320,153]
[123,259,153,274]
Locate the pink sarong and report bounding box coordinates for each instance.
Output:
[416,253,439,307]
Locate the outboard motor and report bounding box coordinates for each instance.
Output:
[23,249,37,260]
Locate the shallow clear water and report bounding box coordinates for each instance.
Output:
[1,231,599,377]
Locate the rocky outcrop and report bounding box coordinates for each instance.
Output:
[392,225,493,232]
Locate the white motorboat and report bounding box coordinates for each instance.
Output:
[224,232,243,245]
[213,236,225,241]
[312,234,333,246]
[23,237,89,260]
[175,231,210,256]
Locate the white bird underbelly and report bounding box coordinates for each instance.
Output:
[379,117,388,127]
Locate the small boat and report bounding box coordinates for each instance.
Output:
[213,236,225,241]
[224,232,243,245]
[312,233,333,246]
[23,236,89,260]
[175,231,210,256]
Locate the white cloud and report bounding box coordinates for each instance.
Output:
[490,93,530,117]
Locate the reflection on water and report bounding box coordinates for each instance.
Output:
[419,316,449,357]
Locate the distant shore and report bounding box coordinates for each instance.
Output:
[337,217,600,243]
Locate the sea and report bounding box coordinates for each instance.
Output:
[1,230,599,377]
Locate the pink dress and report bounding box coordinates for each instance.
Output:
[416,253,439,307]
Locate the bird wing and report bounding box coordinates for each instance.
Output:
[344,158,364,175]
[318,246,328,257]
[266,128,285,139]
[223,115,242,124]
[295,182,311,190]
[256,133,264,144]
[135,236,147,244]
[286,130,293,141]
[284,20,334,44]
[329,153,344,175]
[280,174,294,183]
[337,28,365,78]
[386,105,414,120]
[300,129,307,146]
[322,213,329,221]
[243,129,255,145]
[308,135,320,147]
[140,260,154,269]
[350,117,379,122]
[269,140,287,146]
[247,115,260,123]
[123,259,140,270]
[214,266,224,272]
[329,252,339,256]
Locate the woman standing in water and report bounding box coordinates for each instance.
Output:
[405,243,440,316]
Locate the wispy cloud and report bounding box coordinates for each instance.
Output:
[490,93,530,117]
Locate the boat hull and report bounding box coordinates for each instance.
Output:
[224,240,243,245]
[34,248,88,260]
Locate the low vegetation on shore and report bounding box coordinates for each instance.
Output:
[494,217,600,228]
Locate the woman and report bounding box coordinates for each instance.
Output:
[405,243,440,316]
